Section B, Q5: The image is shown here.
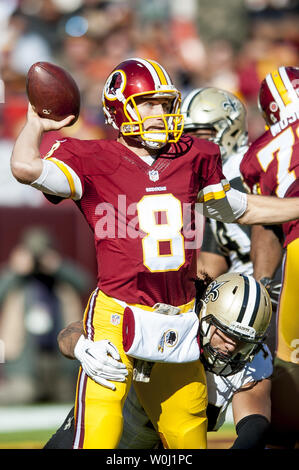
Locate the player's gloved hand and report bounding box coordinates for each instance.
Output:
[259,277,282,307]
[74,335,128,390]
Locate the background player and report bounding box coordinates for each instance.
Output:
[45,273,273,450]
[240,65,299,448]
[11,58,299,449]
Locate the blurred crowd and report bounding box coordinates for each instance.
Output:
[0,0,298,404]
[0,0,298,206]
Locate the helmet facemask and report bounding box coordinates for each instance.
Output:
[197,272,272,377]
[199,305,262,376]
[102,59,184,150]
[120,91,184,149]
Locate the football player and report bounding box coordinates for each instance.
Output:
[45,273,273,450]
[181,87,283,355]
[11,58,299,449]
[240,66,299,447]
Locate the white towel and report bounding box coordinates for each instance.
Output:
[122,305,200,363]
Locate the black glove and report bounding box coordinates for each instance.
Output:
[260,277,282,307]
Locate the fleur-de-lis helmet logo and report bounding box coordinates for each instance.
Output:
[203,280,227,303]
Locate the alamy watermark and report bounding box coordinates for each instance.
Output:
[93,195,205,250]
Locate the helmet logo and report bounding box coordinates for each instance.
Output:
[104,70,126,100]
[204,280,227,303]
[148,169,159,182]
[269,101,278,112]
[222,95,239,114]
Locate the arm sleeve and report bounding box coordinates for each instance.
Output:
[30,159,83,200]
[231,414,270,449]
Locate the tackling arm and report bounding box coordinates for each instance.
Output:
[57,320,128,390]
[197,251,228,279]
[230,378,271,449]
[57,320,84,359]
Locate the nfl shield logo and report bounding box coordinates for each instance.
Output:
[148,170,159,182]
[111,314,121,326]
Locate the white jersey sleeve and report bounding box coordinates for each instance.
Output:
[206,345,273,431]
[30,158,82,200]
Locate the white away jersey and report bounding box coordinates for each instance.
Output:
[206,345,273,431]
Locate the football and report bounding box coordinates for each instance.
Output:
[26,61,80,126]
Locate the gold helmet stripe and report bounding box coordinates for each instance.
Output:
[271,70,292,106]
[146,59,169,86]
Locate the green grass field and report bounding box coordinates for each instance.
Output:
[0,423,236,449]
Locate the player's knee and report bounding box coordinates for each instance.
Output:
[160,413,208,449]
[74,413,123,449]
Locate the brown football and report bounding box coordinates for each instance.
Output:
[26,61,80,126]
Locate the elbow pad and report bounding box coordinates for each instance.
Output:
[31,159,82,200]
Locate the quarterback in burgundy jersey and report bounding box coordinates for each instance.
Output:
[42,134,226,307]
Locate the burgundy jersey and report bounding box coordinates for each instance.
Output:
[45,135,228,306]
[240,116,299,247]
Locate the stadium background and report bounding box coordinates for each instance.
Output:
[0,0,298,449]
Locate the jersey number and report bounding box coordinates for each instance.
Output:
[257,125,299,197]
[137,194,185,272]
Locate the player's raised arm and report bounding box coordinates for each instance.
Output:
[11,103,74,184]
[11,61,78,184]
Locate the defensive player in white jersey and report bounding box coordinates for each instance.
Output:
[45,272,273,449]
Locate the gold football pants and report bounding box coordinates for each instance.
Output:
[73,289,208,449]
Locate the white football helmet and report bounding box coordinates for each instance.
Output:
[181,87,248,161]
[197,272,272,376]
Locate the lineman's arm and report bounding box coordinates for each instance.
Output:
[201,188,299,226]
[197,251,228,279]
[239,193,299,225]
[58,320,84,359]
[230,378,271,449]
[57,320,128,390]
